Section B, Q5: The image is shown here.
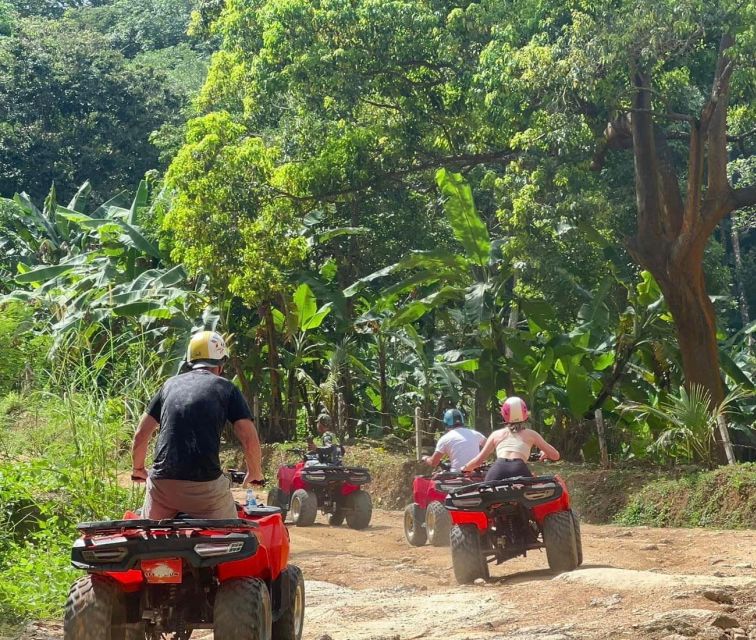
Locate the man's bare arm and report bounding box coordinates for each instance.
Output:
[422,451,444,467]
[132,414,159,482]
[233,418,264,485]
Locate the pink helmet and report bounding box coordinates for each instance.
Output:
[501,396,529,424]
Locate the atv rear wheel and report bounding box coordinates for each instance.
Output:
[64,575,140,640]
[450,524,489,584]
[215,578,272,640]
[403,503,427,546]
[290,489,318,527]
[345,490,372,530]
[267,487,288,522]
[426,501,451,547]
[571,509,583,566]
[543,510,579,573]
[272,565,305,640]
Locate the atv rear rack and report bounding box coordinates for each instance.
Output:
[76,518,260,535]
[445,475,563,511]
[300,465,371,485]
[72,529,259,571]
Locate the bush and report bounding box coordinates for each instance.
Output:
[615,463,756,528]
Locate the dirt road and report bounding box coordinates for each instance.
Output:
[17,508,756,640]
[288,509,756,640]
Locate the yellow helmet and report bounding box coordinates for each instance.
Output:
[187,331,228,368]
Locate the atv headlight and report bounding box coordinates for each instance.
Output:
[194,541,245,558]
[81,547,128,563]
[303,470,326,481]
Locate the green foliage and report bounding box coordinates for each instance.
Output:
[0,17,185,202]
[619,385,751,466]
[0,302,49,396]
[616,463,756,528]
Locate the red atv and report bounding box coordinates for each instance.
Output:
[63,472,304,640]
[404,464,487,547]
[445,473,582,583]
[267,445,372,529]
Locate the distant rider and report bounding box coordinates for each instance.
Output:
[131,331,264,519]
[461,396,560,481]
[308,413,337,450]
[422,408,486,472]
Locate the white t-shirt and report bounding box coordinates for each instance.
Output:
[435,427,486,471]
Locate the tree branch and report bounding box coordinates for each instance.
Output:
[267,149,517,203]
[630,70,663,243]
[705,34,735,200]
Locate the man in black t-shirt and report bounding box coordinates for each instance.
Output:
[131,331,264,519]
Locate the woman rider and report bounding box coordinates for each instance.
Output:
[460,396,560,481]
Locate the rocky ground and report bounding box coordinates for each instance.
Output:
[14,507,756,640]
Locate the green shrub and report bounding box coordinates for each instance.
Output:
[615,463,756,528]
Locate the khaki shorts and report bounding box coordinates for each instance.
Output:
[142,474,237,520]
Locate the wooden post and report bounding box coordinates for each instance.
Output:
[716,415,737,465]
[595,409,609,468]
[415,406,423,461]
[253,394,260,430]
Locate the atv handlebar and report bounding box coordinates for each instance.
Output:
[227,469,266,486]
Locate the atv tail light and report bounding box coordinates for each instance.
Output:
[81,547,128,563]
[451,496,482,507]
[194,541,245,558]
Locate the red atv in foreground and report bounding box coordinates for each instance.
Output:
[267,445,372,529]
[445,474,582,584]
[64,473,304,640]
[404,464,487,547]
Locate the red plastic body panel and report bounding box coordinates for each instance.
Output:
[447,474,572,532]
[449,510,489,530]
[277,461,359,496]
[88,507,289,590]
[531,475,571,525]
[217,510,289,583]
[412,476,447,510]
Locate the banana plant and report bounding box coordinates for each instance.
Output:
[1,181,208,373]
[344,169,513,412]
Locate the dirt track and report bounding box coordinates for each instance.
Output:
[286,509,756,640]
[15,507,756,640]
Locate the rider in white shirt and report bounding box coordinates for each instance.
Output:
[422,408,486,472]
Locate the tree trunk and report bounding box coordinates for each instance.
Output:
[652,260,728,465]
[730,221,752,347]
[377,334,391,430]
[263,306,284,441]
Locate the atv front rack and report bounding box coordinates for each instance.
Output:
[445,475,563,511]
[76,518,259,535]
[300,465,371,485]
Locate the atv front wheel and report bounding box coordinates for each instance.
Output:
[215,578,272,640]
[64,575,141,640]
[272,565,305,640]
[426,501,451,547]
[571,509,583,566]
[267,487,288,522]
[543,510,579,573]
[328,509,345,526]
[290,489,318,526]
[450,524,489,584]
[345,489,372,530]
[403,503,427,546]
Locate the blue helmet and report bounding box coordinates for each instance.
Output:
[443,408,464,428]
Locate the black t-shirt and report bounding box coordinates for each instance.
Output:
[147,369,252,482]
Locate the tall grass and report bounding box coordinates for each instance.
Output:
[0,328,161,622]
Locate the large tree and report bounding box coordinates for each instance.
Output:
[0,18,184,202]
